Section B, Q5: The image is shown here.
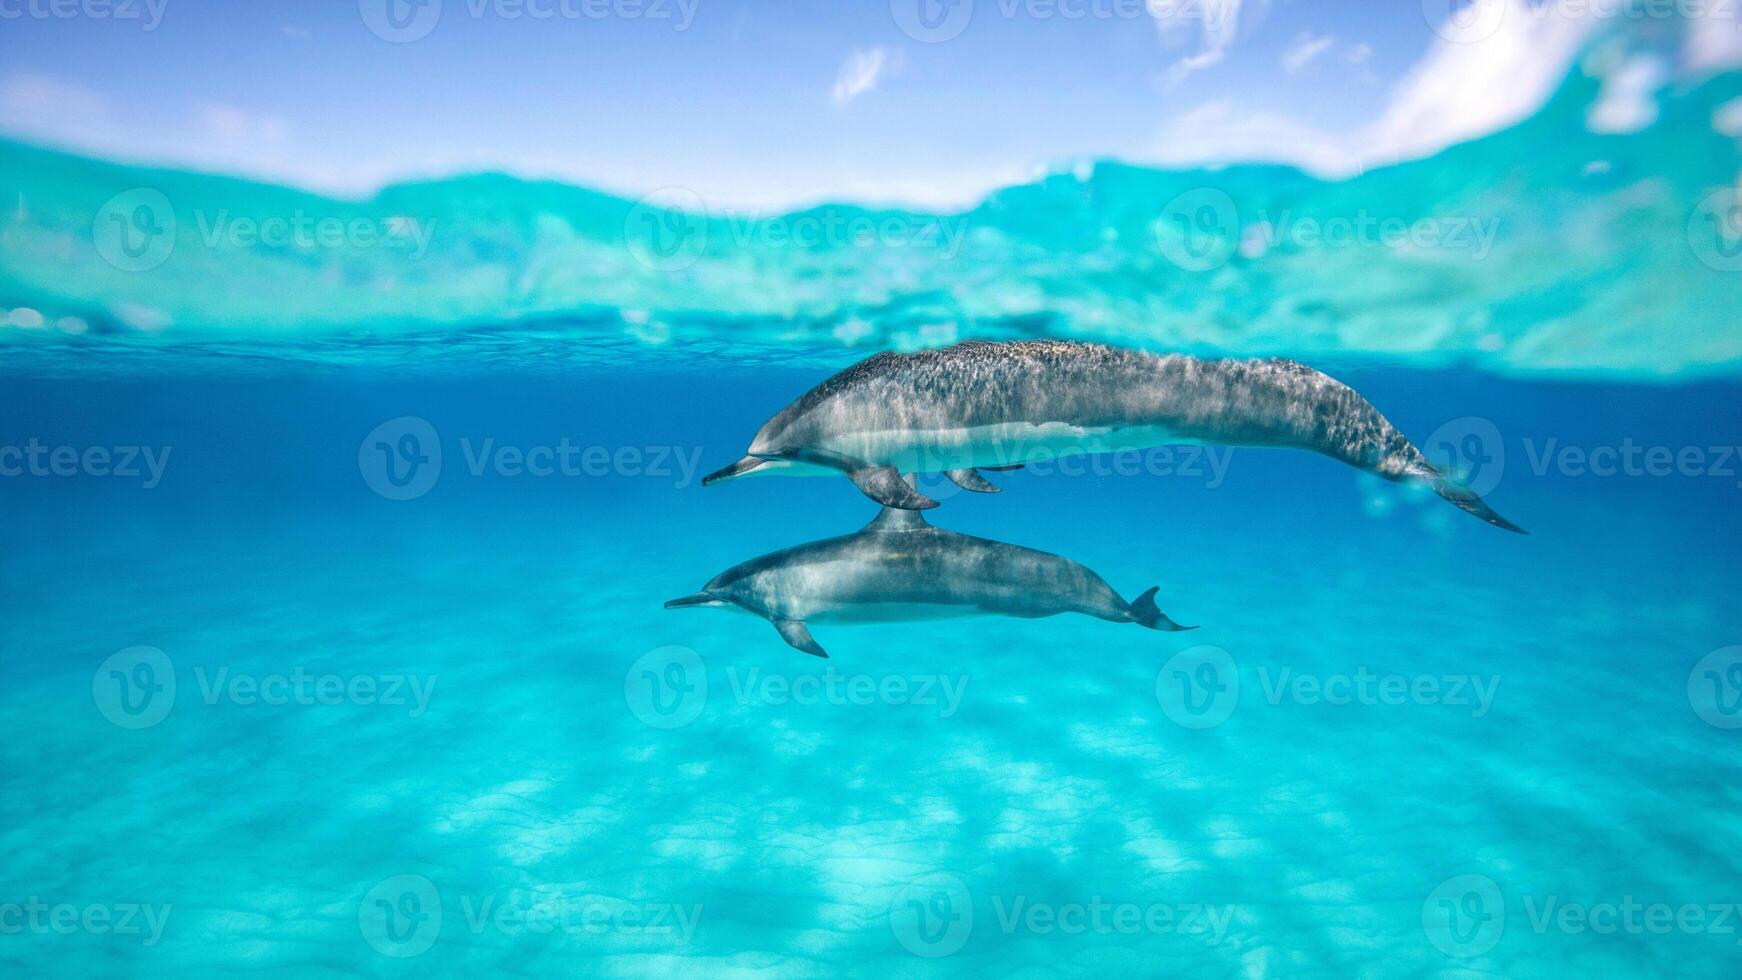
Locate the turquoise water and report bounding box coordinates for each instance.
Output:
[4,33,1742,980]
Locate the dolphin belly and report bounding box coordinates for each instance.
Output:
[807,601,991,624]
[824,422,1202,472]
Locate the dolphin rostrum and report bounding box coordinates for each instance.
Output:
[702,339,1525,533]
[664,502,1192,658]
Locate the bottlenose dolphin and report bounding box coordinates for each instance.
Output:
[664,502,1192,658]
[703,339,1524,532]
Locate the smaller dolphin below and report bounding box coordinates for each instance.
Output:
[665,498,1192,657]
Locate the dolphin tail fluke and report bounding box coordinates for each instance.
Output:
[1129,586,1195,632]
[1411,462,1529,535]
[773,619,828,658]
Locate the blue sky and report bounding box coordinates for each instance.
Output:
[0,0,1640,207]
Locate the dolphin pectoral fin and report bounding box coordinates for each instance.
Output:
[945,468,1001,493]
[848,465,939,510]
[1129,586,1195,632]
[772,619,828,658]
[767,447,939,510]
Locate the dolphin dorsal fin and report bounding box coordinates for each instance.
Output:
[863,472,933,531]
[864,506,931,532]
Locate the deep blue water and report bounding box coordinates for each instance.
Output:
[2,361,1739,976]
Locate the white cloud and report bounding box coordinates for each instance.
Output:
[1684,0,1742,72]
[1281,32,1335,74]
[1152,0,1256,83]
[0,73,109,118]
[198,104,291,146]
[1149,99,1362,175]
[1366,0,1595,165]
[1345,43,1373,67]
[832,48,893,106]
[1715,97,1742,137]
[0,73,113,143]
[1586,54,1666,134]
[1152,1,1604,178]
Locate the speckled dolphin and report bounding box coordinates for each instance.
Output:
[664,503,1191,658]
[703,339,1524,532]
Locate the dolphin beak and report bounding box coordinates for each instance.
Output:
[702,455,769,485]
[664,592,725,609]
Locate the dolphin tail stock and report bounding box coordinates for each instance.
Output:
[1127,586,1195,632]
